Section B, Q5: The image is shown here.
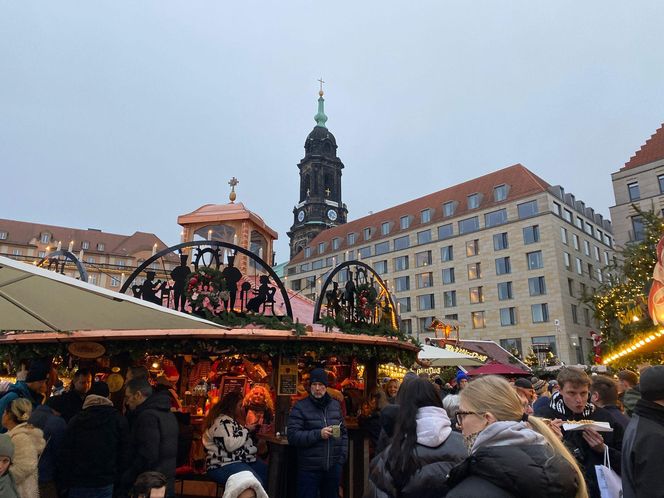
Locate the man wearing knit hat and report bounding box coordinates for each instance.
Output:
[621,365,664,498]
[0,434,19,497]
[287,368,347,498]
[0,362,49,434]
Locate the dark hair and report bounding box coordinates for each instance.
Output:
[126,378,153,398]
[73,368,92,379]
[557,367,590,389]
[617,370,639,387]
[386,378,444,492]
[204,391,243,430]
[591,376,618,405]
[130,471,167,497]
[128,366,149,380]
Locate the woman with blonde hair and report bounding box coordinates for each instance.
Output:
[1,398,46,498]
[446,375,587,498]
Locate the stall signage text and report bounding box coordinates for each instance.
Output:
[443,344,488,363]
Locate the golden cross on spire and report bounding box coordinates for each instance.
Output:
[318,77,325,96]
[228,177,239,203]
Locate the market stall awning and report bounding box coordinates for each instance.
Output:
[0,256,224,332]
[465,361,531,376]
[418,344,484,367]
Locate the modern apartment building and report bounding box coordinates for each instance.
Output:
[284,164,614,364]
[610,123,664,247]
[0,218,174,290]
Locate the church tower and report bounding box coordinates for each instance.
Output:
[288,85,348,258]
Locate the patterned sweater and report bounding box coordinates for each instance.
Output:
[202,415,257,470]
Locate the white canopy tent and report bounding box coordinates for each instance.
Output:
[0,255,224,332]
[418,344,484,367]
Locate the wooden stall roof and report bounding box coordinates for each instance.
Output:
[0,328,419,352]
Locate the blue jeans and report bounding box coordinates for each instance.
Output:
[68,485,113,498]
[207,460,268,487]
[297,464,341,498]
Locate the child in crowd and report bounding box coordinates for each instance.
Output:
[0,434,19,498]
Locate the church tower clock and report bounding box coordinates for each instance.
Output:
[288,83,348,259]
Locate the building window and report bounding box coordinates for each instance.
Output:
[358,246,371,259]
[347,250,355,261]
[381,222,390,236]
[416,272,434,289]
[563,209,572,223]
[37,251,46,258]
[291,279,302,291]
[471,311,486,329]
[312,259,323,270]
[393,255,409,271]
[585,223,594,237]
[627,182,640,201]
[417,230,432,245]
[500,338,522,356]
[400,319,412,335]
[363,227,371,240]
[111,276,120,287]
[495,256,511,275]
[375,241,390,255]
[467,262,481,280]
[418,294,435,311]
[81,241,90,250]
[568,278,575,297]
[421,209,431,223]
[400,216,410,230]
[397,297,411,313]
[571,304,579,324]
[500,307,517,326]
[444,313,459,321]
[532,336,557,355]
[572,234,579,251]
[12,248,21,256]
[494,184,508,202]
[523,225,540,245]
[593,245,600,261]
[596,267,603,282]
[438,224,453,240]
[88,274,97,285]
[394,276,410,292]
[348,233,356,245]
[604,251,610,265]
[485,209,507,227]
[531,303,549,323]
[583,240,590,256]
[469,286,484,304]
[415,250,432,267]
[632,216,645,241]
[580,282,586,296]
[527,251,543,270]
[116,259,126,268]
[40,233,50,244]
[584,307,591,327]
[419,316,434,333]
[442,267,455,284]
[575,217,584,230]
[304,247,312,258]
[97,243,105,251]
[659,174,664,194]
[86,256,95,264]
[299,263,310,272]
[332,238,340,250]
[443,291,457,308]
[497,281,513,300]
[493,232,508,251]
[325,256,335,267]
[575,257,583,275]
[394,235,410,251]
[318,242,325,254]
[552,202,561,216]
[0,231,7,240]
[517,200,538,219]
[441,245,453,262]
[528,276,546,296]
[458,216,479,235]
[467,193,480,209]
[443,201,455,217]
[374,260,388,274]
[466,239,480,257]
[560,227,568,245]
[564,252,571,270]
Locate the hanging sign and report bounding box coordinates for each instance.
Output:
[278,356,298,396]
[220,376,247,397]
[443,344,488,363]
[68,342,106,359]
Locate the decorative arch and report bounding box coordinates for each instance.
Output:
[37,250,89,282]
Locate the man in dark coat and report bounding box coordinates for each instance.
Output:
[0,362,49,433]
[622,366,664,498]
[590,375,630,431]
[120,377,178,498]
[28,404,66,498]
[59,382,130,497]
[617,369,641,416]
[47,368,92,423]
[288,368,348,498]
[535,367,622,498]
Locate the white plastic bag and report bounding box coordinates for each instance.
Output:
[595,445,622,498]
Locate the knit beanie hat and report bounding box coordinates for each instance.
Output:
[0,435,13,460]
[532,379,547,395]
[456,372,468,384]
[25,362,49,383]
[640,366,664,402]
[309,368,328,387]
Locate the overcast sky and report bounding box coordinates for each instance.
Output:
[2,2,664,263]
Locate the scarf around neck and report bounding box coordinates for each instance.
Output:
[548,390,594,419]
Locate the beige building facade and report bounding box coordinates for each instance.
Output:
[285,164,614,364]
[610,123,664,248]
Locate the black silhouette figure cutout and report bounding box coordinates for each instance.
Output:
[170,253,191,312]
[141,271,162,305]
[326,281,342,318]
[221,254,242,312]
[247,275,275,313]
[343,270,356,321]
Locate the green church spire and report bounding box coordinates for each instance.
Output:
[314,77,328,128]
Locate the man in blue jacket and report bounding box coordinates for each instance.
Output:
[288,368,348,498]
[0,362,49,433]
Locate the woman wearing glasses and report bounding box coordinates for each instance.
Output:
[446,375,587,498]
[366,378,466,497]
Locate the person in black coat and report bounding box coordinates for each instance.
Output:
[47,368,92,423]
[120,378,178,498]
[590,375,629,431]
[59,383,130,497]
[446,375,586,498]
[287,368,348,498]
[621,366,664,498]
[366,378,466,498]
[534,368,622,498]
[28,404,66,497]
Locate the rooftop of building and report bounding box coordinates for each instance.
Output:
[622,123,664,171]
[177,202,278,239]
